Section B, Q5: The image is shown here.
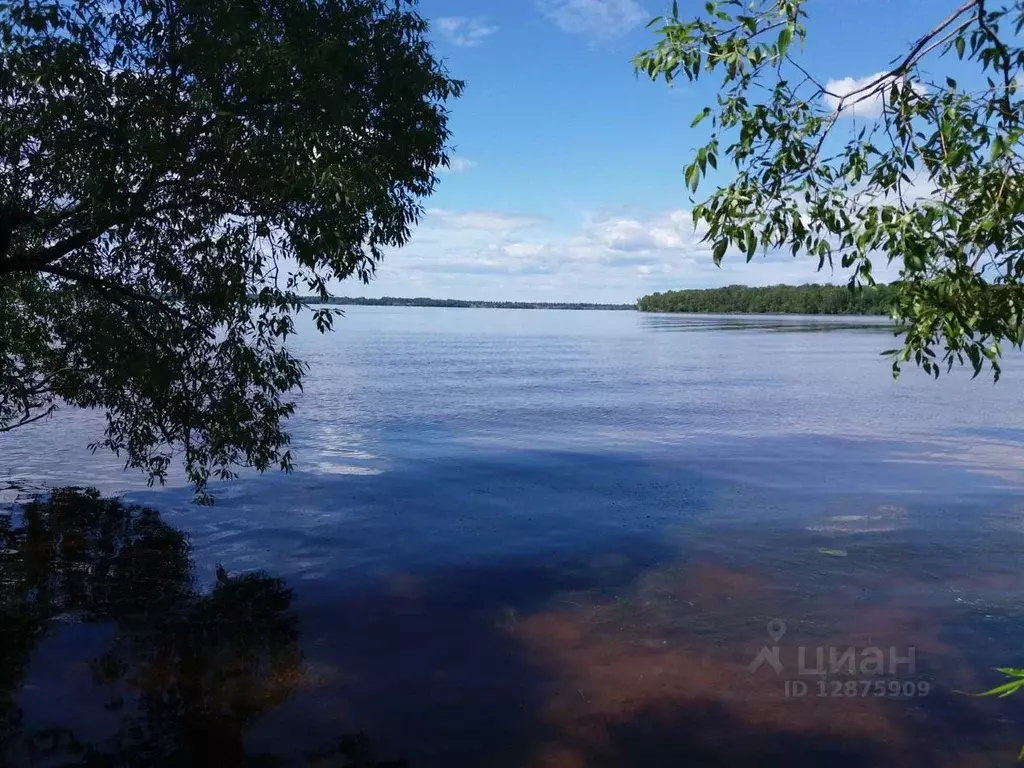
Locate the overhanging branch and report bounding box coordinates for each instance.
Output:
[38,265,190,322]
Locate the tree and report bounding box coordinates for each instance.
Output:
[635,0,1024,380]
[636,283,896,314]
[0,0,462,498]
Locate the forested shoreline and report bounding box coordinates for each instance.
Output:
[298,287,897,315]
[301,296,634,310]
[637,284,895,315]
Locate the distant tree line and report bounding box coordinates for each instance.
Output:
[637,284,896,315]
[301,296,634,310]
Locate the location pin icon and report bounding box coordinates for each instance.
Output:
[767,619,787,643]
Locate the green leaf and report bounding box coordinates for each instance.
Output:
[955,35,965,58]
[991,134,1007,161]
[777,25,793,59]
[973,679,1024,698]
[712,239,728,265]
[685,163,700,192]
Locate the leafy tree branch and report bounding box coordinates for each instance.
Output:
[0,0,463,499]
[636,0,1024,380]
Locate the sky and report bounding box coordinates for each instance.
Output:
[342,0,946,303]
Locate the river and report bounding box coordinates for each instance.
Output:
[4,307,1024,766]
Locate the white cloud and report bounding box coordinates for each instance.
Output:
[823,72,928,119]
[434,16,499,47]
[538,0,648,40]
[324,206,900,303]
[437,156,477,174]
[424,209,543,232]
[505,243,546,258]
[586,211,699,252]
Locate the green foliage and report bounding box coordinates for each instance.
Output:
[635,0,1024,381]
[970,668,1024,760]
[973,668,1024,699]
[637,283,895,314]
[0,0,462,498]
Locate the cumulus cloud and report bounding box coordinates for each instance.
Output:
[586,210,701,252]
[823,72,928,119]
[538,0,648,40]
[437,156,477,174]
[434,16,499,47]
[324,206,901,303]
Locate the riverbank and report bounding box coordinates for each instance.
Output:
[637,284,893,315]
[300,296,635,310]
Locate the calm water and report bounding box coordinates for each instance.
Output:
[5,308,1024,766]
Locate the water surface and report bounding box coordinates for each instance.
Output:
[4,308,1024,766]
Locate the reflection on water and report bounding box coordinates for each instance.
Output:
[639,314,896,334]
[5,487,1024,766]
[0,489,396,767]
[5,309,1024,765]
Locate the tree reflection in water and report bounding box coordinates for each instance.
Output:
[0,488,398,767]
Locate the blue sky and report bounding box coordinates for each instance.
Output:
[346,0,942,303]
